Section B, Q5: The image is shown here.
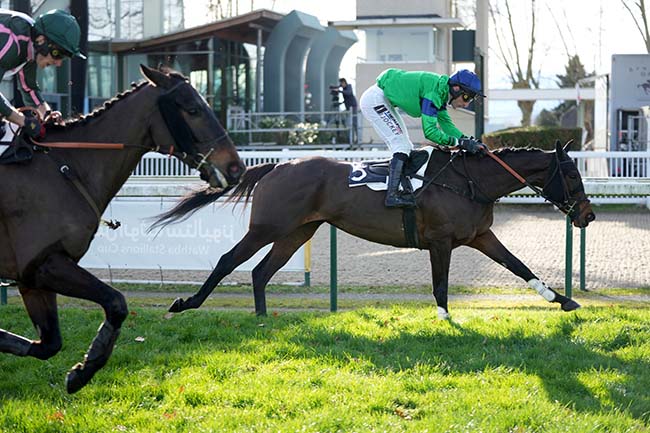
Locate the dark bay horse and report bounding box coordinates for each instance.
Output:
[159,141,595,318]
[0,65,244,393]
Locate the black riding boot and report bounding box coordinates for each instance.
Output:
[385,153,416,208]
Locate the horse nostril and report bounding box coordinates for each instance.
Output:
[586,213,595,222]
[228,162,244,180]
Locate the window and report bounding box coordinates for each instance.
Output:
[365,26,436,63]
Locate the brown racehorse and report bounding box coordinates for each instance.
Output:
[158,141,595,318]
[0,66,245,393]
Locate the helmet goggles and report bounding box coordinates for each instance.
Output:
[48,42,72,60]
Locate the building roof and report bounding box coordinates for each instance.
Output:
[330,15,463,30]
[90,9,285,54]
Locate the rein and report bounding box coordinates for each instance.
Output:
[413,147,583,216]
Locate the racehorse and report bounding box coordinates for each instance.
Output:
[0,65,245,393]
[158,141,595,319]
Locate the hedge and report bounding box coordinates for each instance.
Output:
[482,126,582,151]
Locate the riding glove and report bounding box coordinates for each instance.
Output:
[23,116,45,139]
[458,137,488,155]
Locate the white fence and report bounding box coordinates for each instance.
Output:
[127,150,650,205]
[133,150,650,178]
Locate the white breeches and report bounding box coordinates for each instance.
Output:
[359,84,414,155]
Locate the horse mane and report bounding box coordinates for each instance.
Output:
[423,144,546,156]
[45,69,188,132]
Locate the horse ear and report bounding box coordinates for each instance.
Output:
[555,140,563,154]
[563,139,574,152]
[140,64,172,89]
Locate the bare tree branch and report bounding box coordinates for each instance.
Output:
[622,0,650,52]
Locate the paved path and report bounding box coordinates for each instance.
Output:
[90,206,650,291]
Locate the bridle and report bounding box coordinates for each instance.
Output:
[155,80,228,175]
[540,151,590,218]
[416,148,589,220]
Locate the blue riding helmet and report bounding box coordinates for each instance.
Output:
[448,69,485,98]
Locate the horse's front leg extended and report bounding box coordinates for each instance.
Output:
[467,229,580,311]
[169,229,273,313]
[428,240,453,319]
[33,253,128,393]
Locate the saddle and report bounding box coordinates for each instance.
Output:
[0,134,34,165]
[349,148,432,191]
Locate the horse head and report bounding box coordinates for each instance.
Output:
[542,140,595,228]
[140,65,245,188]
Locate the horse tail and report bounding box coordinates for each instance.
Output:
[226,162,277,205]
[149,162,277,230]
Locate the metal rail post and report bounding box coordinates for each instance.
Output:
[580,227,586,291]
[330,225,337,312]
[565,216,573,298]
[1,285,6,305]
[304,239,311,287]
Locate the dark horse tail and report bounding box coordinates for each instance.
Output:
[150,163,277,229]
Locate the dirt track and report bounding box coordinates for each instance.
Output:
[90,205,650,291]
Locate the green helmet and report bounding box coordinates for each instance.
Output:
[34,9,86,59]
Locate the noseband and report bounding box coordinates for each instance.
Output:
[542,153,590,218]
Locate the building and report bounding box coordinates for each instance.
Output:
[332,0,488,143]
[2,1,356,129]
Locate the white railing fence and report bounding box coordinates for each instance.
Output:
[132,150,650,180]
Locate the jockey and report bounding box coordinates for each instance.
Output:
[360,68,487,208]
[0,9,85,138]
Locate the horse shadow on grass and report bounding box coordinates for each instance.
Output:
[210,306,650,422]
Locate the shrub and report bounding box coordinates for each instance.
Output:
[482,126,582,151]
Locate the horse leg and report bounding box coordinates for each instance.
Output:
[32,253,128,393]
[428,240,453,320]
[0,288,65,360]
[169,228,275,312]
[467,229,580,311]
[251,222,322,316]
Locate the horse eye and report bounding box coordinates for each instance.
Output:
[568,173,578,180]
[186,107,200,115]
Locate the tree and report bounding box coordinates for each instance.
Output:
[535,109,559,127]
[489,0,540,126]
[621,0,650,53]
[552,55,595,142]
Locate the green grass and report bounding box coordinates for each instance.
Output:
[1,302,650,432]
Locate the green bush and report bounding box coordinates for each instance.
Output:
[482,126,582,151]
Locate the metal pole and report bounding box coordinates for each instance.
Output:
[330,225,337,312]
[565,216,573,298]
[580,227,586,291]
[255,27,263,112]
[1,284,6,305]
[304,239,311,287]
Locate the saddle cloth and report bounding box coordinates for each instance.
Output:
[348,147,433,191]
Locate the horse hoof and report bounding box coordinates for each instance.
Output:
[65,363,85,394]
[168,298,184,313]
[561,299,581,312]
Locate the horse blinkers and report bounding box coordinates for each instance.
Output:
[542,151,595,227]
[156,80,244,188]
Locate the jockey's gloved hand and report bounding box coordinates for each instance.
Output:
[458,137,488,155]
[23,116,45,139]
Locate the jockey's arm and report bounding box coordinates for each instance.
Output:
[421,110,461,146]
[437,109,464,139]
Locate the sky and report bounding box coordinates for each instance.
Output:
[183,0,648,128]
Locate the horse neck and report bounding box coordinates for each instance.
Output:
[42,86,156,209]
[470,150,552,199]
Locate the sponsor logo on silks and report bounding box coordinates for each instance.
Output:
[373,104,403,135]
